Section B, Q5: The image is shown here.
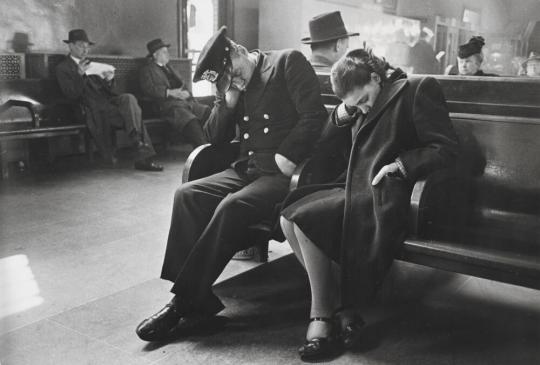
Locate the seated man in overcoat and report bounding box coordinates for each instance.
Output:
[55,29,162,171]
[136,26,327,342]
[140,38,211,146]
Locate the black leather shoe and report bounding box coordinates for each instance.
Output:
[298,318,342,362]
[136,302,183,341]
[134,160,163,171]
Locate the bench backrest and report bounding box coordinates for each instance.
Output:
[317,73,540,213]
[25,53,192,95]
[1,53,193,127]
[319,73,540,117]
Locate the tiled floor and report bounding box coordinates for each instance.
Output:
[1,149,539,365]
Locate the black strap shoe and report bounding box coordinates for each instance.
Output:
[298,317,342,362]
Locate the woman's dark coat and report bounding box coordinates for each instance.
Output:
[290,71,459,307]
[340,74,459,307]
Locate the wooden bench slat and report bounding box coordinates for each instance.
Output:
[401,239,540,289]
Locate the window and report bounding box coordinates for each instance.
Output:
[187,0,218,96]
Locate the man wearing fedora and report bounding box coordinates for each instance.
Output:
[56,29,163,171]
[140,38,210,146]
[302,11,359,72]
[136,26,327,342]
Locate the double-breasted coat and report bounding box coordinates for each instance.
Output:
[283,70,459,308]
[160,49,327,313]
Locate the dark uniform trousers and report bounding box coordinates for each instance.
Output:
[160,167,290,314]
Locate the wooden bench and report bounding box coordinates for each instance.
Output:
[315,73,540,290]
[182,74,540,289]
[0,54,194,178]
[0,78,90,178]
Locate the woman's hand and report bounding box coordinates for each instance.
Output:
[371,162,400,185]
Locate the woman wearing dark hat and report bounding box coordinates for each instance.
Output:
[280,48,458,362]
[447,36,498,76]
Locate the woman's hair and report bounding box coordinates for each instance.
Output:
[330,48,391,99]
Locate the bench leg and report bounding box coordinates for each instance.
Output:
[0,142,8,179]
[253,241,269,263]
[84,131,94,162]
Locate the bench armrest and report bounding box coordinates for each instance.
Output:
[0,99,42,127]
[181,141,240,183]
[409,168,461,238]
[290,153,346,190]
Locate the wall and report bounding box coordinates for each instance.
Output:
[259,0,419,68]
[232,0,259,51]
[259,0,303,50]
[1,0,180,57]
[259,0,393,52]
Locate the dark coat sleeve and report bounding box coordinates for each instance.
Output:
[276,51,327,164]
[140,63,192,101]
[202,92,241,144]
[398,77,459,181]
[140,64,168,99]
[56,61,86,101]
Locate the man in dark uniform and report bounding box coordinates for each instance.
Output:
[140,38,211,146]
[136,27,327,342]
[56,29,162,171]
[302,11,358,73]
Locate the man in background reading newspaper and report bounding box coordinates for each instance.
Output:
[56,29,163,171]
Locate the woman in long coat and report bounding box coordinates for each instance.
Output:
[280,49,459,362]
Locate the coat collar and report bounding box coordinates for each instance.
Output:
[309,54,333,68]
[148,59,182,84]
[356,75,408,136]
[244,51,273,108]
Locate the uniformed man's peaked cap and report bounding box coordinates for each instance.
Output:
[193,26,231,83]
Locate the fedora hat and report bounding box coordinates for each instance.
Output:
[63,29,94,45]
[301,11,359,44]
[147,38,170,56]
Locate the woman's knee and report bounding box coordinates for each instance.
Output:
[280,216,294,235]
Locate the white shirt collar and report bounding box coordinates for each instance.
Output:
[70,54,82,64]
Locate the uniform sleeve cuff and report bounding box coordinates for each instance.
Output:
[395,157,408,178]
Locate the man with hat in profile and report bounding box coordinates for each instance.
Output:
[136,26,327,342]
[56,29,163,171]
[140,38,210,146]
[302,11,359,73]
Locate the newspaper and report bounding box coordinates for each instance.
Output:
[85,61,116,78]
